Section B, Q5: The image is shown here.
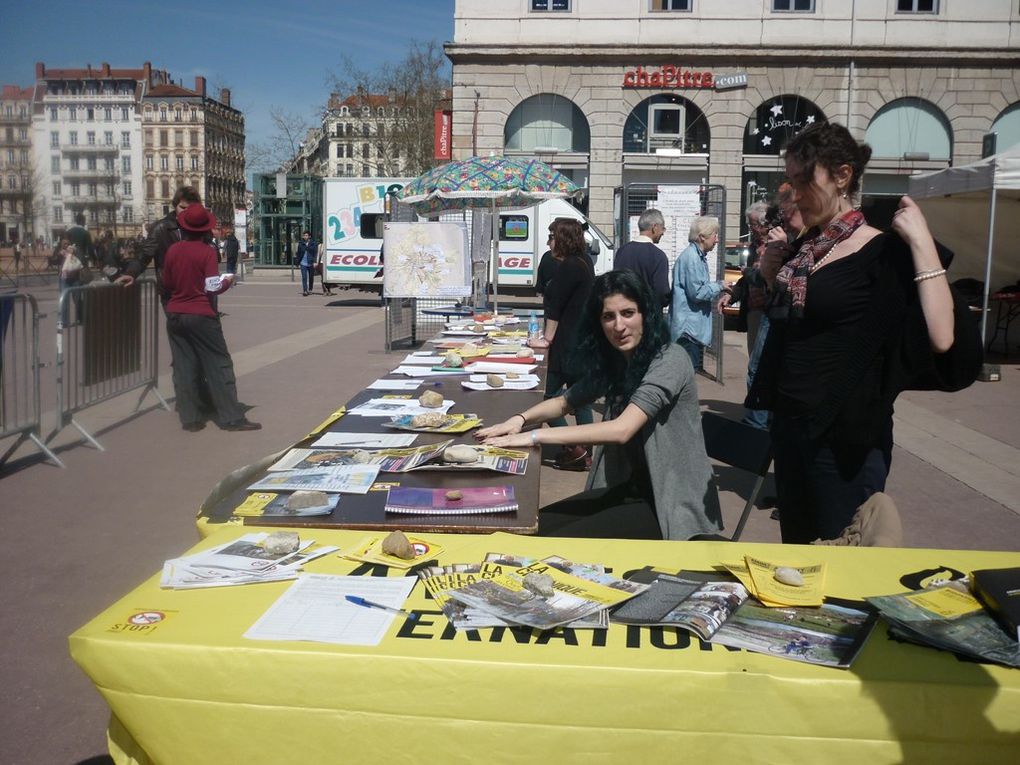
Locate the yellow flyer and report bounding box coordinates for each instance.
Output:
[904,586,984,618]
[744,556,826,607]
[232,492,278,517]
[342,534,445,570]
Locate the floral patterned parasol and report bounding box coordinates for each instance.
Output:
[398,155,584,215]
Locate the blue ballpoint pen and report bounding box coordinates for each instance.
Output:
[344,595,418,621]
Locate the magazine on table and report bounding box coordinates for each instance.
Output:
[347,397,455,418]
[384,413,484,433]
[419,562,511,630]
[232,492,339,518]
[267,441,454,473]
[613,571,876,668]
[711,598,878,669]
[483,553,651,630]
[611,572,750,640]
[184,532,317,572]
[410,445,529,475]
[866,580,1020,668]
[162,542,339,589]
[443,557,641,631]
[247,464,380,494]
[385,485,517,515]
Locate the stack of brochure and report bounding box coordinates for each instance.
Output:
[160,532,338,589]
[419,553,647,631]
[867,580,1020,668]
[612,570,877,668]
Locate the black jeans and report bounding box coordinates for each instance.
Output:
[539,482,662,540]
[771,413,893,544]
[166,312,245,427]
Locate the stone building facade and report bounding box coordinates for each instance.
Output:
[447,0,1020,239]
[141,76,245,227]
[30,62,154,242]
[0,85,34,244]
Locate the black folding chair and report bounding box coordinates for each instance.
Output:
[698,411,773,542]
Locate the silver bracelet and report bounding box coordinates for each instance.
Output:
[914,268,947,283]
[530,430,538,447]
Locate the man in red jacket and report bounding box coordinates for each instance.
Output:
[161,205,260,432]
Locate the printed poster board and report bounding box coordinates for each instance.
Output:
[383,222,471,299]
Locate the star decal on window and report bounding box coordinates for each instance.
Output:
[761,135,773,147]
[770,103,784,117]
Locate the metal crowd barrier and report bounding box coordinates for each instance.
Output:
[51,278,169,451]
[0,292,63,468]
[385,297,473,352]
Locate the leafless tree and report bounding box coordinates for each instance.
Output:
[249,107,317,174]
[327,40,451,177]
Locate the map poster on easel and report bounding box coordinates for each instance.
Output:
[383,222,471,298]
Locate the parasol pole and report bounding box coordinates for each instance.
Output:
[490,196,500,312]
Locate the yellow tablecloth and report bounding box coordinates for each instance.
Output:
[70,528,1020,765]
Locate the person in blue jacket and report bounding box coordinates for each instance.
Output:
[669,216,731,371]
[296,230,318,296]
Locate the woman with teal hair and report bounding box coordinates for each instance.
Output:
[478,269,722,540]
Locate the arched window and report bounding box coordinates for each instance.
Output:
[504,94,590,153]
[744,95,825,155]
[865,98,951,160]
[622,94,709,154]
[991,102,1020,153]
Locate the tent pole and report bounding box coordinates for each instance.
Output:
[981,188,997,343]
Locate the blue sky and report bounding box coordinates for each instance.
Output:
[0,0,454,162]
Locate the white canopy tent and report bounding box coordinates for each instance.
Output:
[908,146,1020,340]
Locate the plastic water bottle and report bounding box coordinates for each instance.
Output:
[528,310,541,342]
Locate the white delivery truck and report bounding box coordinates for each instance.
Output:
[321,177,615,294]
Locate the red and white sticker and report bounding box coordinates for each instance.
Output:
[128,611,166,625]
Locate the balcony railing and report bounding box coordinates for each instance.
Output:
[61,168,120,179]
[61,144,120,154]
[62,194,119,205]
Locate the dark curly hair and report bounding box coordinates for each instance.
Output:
[785,121,872,197]
[565,270,671,411]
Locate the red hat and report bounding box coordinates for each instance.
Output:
[177,205,217,233]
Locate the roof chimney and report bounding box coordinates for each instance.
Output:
[195,76,206,97]
[35,62,45,79]
[101,62,110,76]
[143,61,152,84]
[219,87,230,107]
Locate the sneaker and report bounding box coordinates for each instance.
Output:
[220,418,262,432]
[551,445,591,472]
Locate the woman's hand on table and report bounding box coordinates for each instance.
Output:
[480,432,535,449]
[527,337,550,349]
[474,417,523,441]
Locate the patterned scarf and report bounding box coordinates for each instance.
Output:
[770,209,866,322]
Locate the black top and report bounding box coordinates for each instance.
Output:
[748,232,983,444]
[776,244,875,415]
[545,254,594,376]
[614,240,671,307]
[535,250,560,305]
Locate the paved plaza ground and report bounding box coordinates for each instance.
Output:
[2,268,1018,764]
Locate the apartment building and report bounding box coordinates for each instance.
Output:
[31,62,153,242]
[141,77,245,226]
[0,85,34,244]
[447,0,1020,237]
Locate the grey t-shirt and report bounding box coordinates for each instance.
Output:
[566,343,723,540]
